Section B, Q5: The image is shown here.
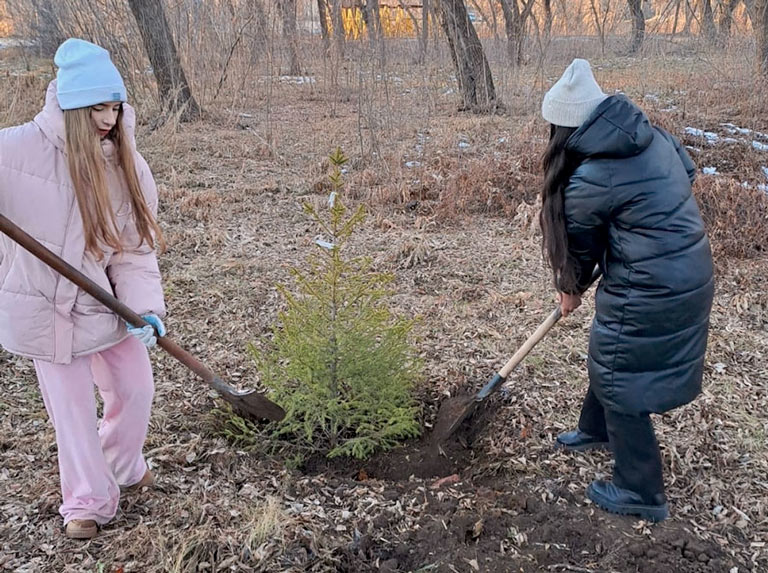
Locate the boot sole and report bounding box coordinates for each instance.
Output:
[555,441,610,453]
[587,484,669,522]
[65,525,98,539]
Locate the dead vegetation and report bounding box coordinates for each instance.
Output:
[0,31,767,573]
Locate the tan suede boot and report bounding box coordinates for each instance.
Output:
[65,519,98,539]
[123,468,155,492]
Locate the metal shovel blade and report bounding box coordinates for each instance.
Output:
[212,376,286,422]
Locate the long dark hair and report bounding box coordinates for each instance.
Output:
[540,124,580,293]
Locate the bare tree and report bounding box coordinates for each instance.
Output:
[126,0,201,120]
[365,0,383,45]
[499,0,535,66]
[279,0,301,74]
[719,0,741,37]
[701,0,718,40]
[330,0,346,57]
[590,0,612,55]
[756,0,768,75]
[317,0,331,51]
[436,0,497,111]
[627,0,645,52]
[420,0,431,61]
[543,0,554,38]
[671,0,683,35]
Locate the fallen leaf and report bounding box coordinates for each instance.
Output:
[472,519,484,539]
[430,474,460,489]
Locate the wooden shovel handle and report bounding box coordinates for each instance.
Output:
[0,213,217,386]
[498,306,562,379]
[497,267,603,380]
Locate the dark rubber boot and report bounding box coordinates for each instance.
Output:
[587,480,669,522]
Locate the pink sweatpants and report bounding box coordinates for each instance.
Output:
[34,336,154,525]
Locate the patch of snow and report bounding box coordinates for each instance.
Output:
[442,88,456,96]
[721,123,751,135]
[685,146,702,153]
[722,137,740,144]
[685,127,719,143]
[405,161,421,168]
[458,141,471,150]
[758,184,768,193]
[279,75,316,85]
[644,94,659,102]
[762,166,768,180]
[702,167,718,175]
[752,141,768,151]
[660,106,678,113]
[498,137,507,143]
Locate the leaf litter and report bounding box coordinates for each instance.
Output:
[0,62,766,573]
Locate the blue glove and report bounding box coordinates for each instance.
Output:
[127,314,166,348]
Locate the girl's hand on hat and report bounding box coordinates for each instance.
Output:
[126,314,166,348]
[557,292,582,317]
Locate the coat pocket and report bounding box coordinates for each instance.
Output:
[0,290,54,359]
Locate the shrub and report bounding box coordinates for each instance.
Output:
[221,148,421,461]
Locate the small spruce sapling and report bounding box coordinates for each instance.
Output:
[244,148,421,460]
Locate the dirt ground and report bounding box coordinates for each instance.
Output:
[1,43,767,572]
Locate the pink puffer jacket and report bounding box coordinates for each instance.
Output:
[0,81,165,364]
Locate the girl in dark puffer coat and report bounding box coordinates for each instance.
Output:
[539,59,714,522]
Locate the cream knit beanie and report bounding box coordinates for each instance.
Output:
[542,59,607,128]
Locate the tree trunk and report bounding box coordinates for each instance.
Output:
[628,0,645,52]
[317,0,331,51]
[718,0,739,39]
[366,0,383,44]
[330,0,346,57]
[701,0,718,41]
[543,0,553,38]
[499,0,534,66]
[744,0,757,22]
[683,0,694,34]
[672,0,682,36]
[279,0,301,75]
[435,0,497,112]
[126,0,201,120]
[756,0,768,76]
[420,0,430,61]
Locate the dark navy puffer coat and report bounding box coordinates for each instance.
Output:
[563,95,714,415]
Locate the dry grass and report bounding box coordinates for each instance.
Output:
[0,34,767,572]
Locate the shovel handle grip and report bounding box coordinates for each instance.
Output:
[0,213,217,385]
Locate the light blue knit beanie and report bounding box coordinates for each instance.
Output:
[54,38,127,110]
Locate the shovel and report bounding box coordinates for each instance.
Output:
[0,213,285,423]
[433,268,601,443]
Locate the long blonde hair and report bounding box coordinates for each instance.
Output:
[64,106,165,259]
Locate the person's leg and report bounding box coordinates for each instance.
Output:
[587,408,668,521]
[577,387,608,439]
[604,409,665,503]
[34,358,120,527]
[91,336,155,487]
[556,387,609,451]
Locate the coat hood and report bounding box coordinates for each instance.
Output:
[33,80,138,157]
[566,95,654,159]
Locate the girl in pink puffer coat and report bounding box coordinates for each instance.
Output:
[0,39,166,539]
